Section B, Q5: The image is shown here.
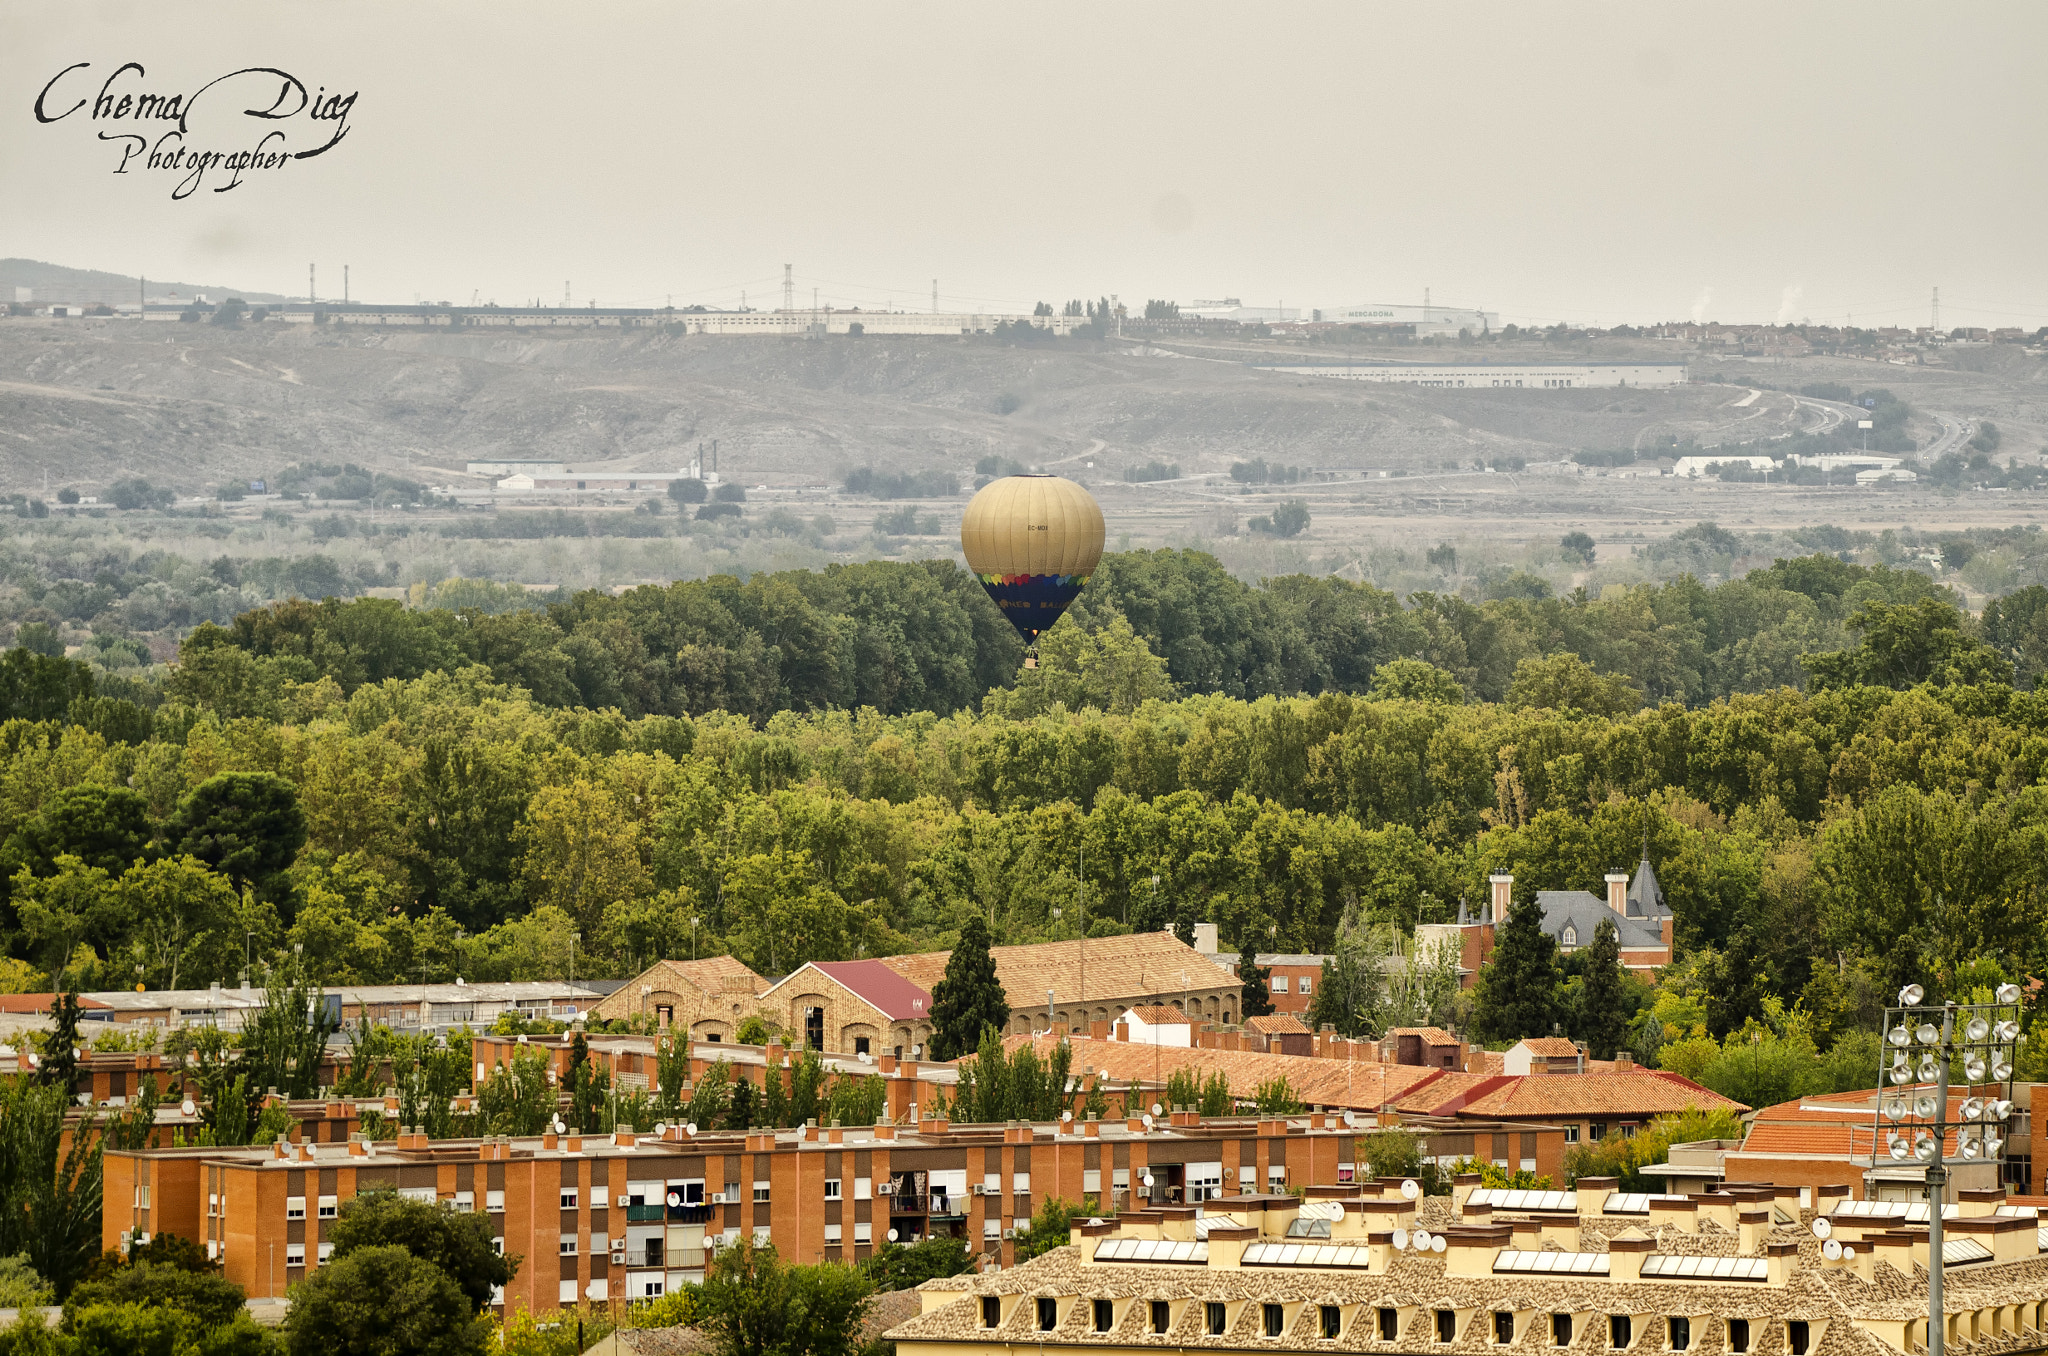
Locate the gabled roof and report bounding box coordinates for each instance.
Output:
[1001,1034,1446,1111]
[1385,1026,1460,1046]
[1246,1014,1311,1036]
[660,955,770,995]
[797,961,933,1022]
[1536,891,1669,951]
[1446,1069,1746,1119]
[1515,1036,1584,1058]
[1627,851,1669,919]
[878,931,1235,1007]
[1122,1005,1193,1025]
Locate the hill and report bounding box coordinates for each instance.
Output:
[0,257,290,307]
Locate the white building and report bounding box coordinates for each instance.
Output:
[1257,360,1687,389]
[1670,454,1779,478]
[1312,302,1500,336]
[1183,299,1300,323]
[1111,1004,1194,1047]
[467,460,566,478]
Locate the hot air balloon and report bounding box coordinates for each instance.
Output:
[960,473,1105,667]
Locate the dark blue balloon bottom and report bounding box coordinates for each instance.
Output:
[977,574,1088,642]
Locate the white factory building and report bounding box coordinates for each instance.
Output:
[1311,302,1500,336]
[1256,360,1687,389]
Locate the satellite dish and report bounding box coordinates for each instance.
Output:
[1412,1231,1432,1251]
[1811,1217,1832,1240]
[887,1229,898,1242]
[1401,1179,1421,1201]
[1391,1229,1410,1251]
[686,1123,698,1136]
[1142,1173,1154,1187]
[1430,1236,1446,1253]
[1821,1239,1843,1262]
[181,1099,196,1116]
[1327,1201,1347,1219]
[959,475,1106,651]
[1141,1114,1153,1129]
[652,1123,666,1137]
[1842,1246,1856,1260]
[1151,1103,1163,1116]
[1062,1111,1073,1123]
[667,1192,682,1208]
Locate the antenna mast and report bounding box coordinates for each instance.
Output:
[1931,286,1940,333]
[783,264,794,313]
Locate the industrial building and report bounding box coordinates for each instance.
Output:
[1256,360,1687,389]
[1311,302,1501,336]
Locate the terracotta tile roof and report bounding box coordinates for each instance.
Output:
[1448,1069,1747,1118]
[808,960,932,1022]
[879,931,1235,1008]
[1003,1034,1442,1110]
[1465,1049,1505,1076]
[1124,1005,1194,1025]
[1385,1026,1459,1046]
[1245,1014,1311,1035]
[0,993,112,1014]
[1735,1122,1864,1156]
[1516,1036,1583,1058]
[653,956,769,996]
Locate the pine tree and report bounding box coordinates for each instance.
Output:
[928,915,1009,1060]
[39,989,84,1092]
[1574,917,1633,1059]
[1470,894,1563,1044]
[1238,951,1275,1019]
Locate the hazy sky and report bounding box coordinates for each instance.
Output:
[5,1,2044,327]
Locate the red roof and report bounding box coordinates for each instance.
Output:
[0,994,112,1014]
[1125,1005,1194,1025]
[808,961,932,1022]
[1246,1014,1311,1036]
[1432,1069,1746,1119]
[1516,1037,1583,1058]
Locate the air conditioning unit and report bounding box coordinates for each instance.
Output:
[971,1184,995,1196]
[876,1183,895,1195]
[616,1195,631,1209]
[611,1250,625,1264]
[1002,1228,1016,1240]
[711,1193,727,1205]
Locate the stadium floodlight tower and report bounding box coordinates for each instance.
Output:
[1874,980,2025,1356]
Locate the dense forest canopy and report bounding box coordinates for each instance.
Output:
[0,544,2043,1091]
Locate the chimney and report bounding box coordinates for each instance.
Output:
[1488,873,1514,923]
[1607,1228,1654,1281]
[1612,1050,1635,1073]
[1192,922,1219,954]
[1737,1209,1769,1254]
[1766,1240,1799,1284]
[1604,872,1629,915]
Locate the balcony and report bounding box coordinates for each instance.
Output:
[626,1204,666,1223]
[666,1203,717,1225]
[887,1194,930,1215]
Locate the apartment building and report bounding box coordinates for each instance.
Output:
[105,1112,1537,1313]
[887,1173,2048,1356]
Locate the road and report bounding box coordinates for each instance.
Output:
[1921,411,1974,461]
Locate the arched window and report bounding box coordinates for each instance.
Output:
[1561,925,1578,948]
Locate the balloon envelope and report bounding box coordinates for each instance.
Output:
[959,474,1105,643]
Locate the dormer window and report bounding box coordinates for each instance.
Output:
[1561,925,1578,947]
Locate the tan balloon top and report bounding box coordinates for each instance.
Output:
[959,474,1106,579]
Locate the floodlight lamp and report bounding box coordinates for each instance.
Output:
[1965,1016,1990,1042]
[1964,1054,1987,1082]
[1887,1026,1912,1048]
[1888,1135,1910,1161]
[1915,1023,1941,1046]
[1918,1058,1939,1083]
[1984,1135,2005,1158]
[1960,1097,1984,1121]
[1883,1099,1907,1122]
[1914,1135,1939,1163]
[1960,1135,1981,1159]
[1913,1095,1937,1119]
[1996,984,2022,1005]
[1993,1058,2014,1081]
[1991,1099,2015,1121]
[1900,984,1925,1006]
[1995,1020,2021,1043]
[1890,1066,1912,1086]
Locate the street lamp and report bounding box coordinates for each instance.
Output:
[1875,981,2025,1356]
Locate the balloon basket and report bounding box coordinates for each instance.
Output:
[1022,647,1039,670]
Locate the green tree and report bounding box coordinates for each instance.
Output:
[1571,917,1633,1059]
[282,1244,487,1356]
[0,1254,51,1309]
[168,773,307,903]
[1366,659,1464,704]
[64,1260,248,1329]
[1237,950,1274,1019]
[1503,653,1642,716]
[1470,894,1564,1044]
[859,1235,972,1291]
[695,1237,874,1356]
[1014,1196,1084,1263]
[1253,1077,1302,1114]
[1560,532,1597,566]
[326,1187,515,1315]
[927,915,1009,1061]
[1801,597,2013,690]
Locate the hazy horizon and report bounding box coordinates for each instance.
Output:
[4,1,2046,329]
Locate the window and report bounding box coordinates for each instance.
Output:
[1095,1301,1115,1333]
[824,1179,841,1200]
[753,1182,770,1203]
[1299,977,1312,995]
[1554,1315,1575,1347]
[1496,1314,1517,1345]
[561,1188,579,1210]
[1437,1311,1458,1343]
[1787,1323,1809,1356]
[1273,976,1290,994]
[1561,925,1578,947]
[1611,1316,1633,1349]
[1267,1168,1287,1188]
[1013,1172,1031,1193]
[1264,1305,1286,1338]
[1083,1170,1101,1194]
[1589,1123,1607,1141]
[1322,1307,1343,1340]
[453,1191,474,1211]
[1207,1303,1228,1336]
[854,1177,872,1200]
[1729,1321,1750,1354]
[286,1243,305,1266]
[1038,1299,1059,1332]
[983,1297,1002,1329]
[592,1233,609,1256]
[1564,1125,1581,1144]
[854,1222,872,1243]
[318,1195,338,1219]
[1153,1302,1172,1335]
[1380,1309,1400,1341]
[825,1224,843,1243]
[285,1196,305,1221]
[492,1237,505,1256]
[560,1280,578,1305]
[135,1184,151,1209]
[983,1219,1001,1239]
[487,1190,505,1213]
[317,1242,334,1263]
[855,1037,871,1056]
[706,1032,721,1042]
[1669,1318,1691,1351]
[560,1234,578,1256]
[208,1193,219,1217]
